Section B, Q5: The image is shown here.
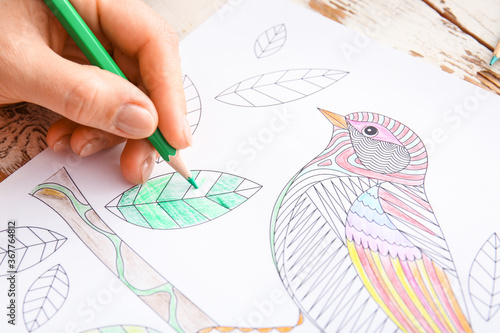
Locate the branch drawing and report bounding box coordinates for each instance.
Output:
[31,168,217,333]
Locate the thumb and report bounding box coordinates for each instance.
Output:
[22,47,158,139]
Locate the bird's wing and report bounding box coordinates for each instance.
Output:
[272,171,399,332]
[345,183,472,332]
[377,182,454,272]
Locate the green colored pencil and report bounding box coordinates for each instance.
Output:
[490,39,500,66]
[43,0,198,188]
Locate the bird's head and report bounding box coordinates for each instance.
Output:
[307,109,427,186]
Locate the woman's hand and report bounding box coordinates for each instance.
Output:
[0,0,192,183]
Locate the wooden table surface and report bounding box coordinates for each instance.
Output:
[1,0,499,182]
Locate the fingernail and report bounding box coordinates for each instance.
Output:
[184,116,193,147]
[79,138,109,157]
[140,152,156,184]
[52,135,71,152]
[115,104,155,137]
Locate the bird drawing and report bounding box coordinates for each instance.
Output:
[270,109,473,332]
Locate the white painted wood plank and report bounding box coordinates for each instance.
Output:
[292,0,500,91]
[425,0,500,48]
[142,0,227,39]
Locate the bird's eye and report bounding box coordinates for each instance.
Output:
[362,126,378,137]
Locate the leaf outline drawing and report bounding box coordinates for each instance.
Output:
[106,170,262,229]
[184,75,202,135]
[23,264,70,332]
[0,226,66,276]
[157,75,202,163]
[79,325,162,333]
[254,23,287,58]
[215,68,349,107]
[469,232,500,321]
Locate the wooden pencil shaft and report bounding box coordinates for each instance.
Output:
[494,39,500,56]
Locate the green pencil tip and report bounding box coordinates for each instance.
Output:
[490,55,498,66]
[187,177,199,189]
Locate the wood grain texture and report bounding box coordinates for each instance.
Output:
[0,103,60,176]
[424,0,500,49]
[299,0,500,91]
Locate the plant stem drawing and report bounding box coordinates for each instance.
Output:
[215,69,348,107]
[469,232,500,321]
[0,226,66,276]
[23,264,69,332]
[106,171,261,230]
[254,24,287,59]
[31,168,217,333]
[270,109,472,332]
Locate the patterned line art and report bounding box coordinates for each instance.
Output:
[469,232,500,321]
[106,170,262,230]
[254,23,287,59]
[270,109,472,332]
[23,264,69,332]
[215,69,348,107]
[79,325,162,333]
[157,75,202,163]
[0,226,66,276]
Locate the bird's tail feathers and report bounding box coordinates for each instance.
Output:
[348,240,473,333]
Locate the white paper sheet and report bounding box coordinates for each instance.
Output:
[2,0,500,332]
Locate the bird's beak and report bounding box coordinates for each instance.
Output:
[318,108,348,129]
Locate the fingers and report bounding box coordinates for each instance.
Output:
[47,118,125,156]
[46,118,78,152]
[48,118,157,185]
[120,139,158,184]
[71,126,126,157]
[85,0,192,149]
[21,46,158,140]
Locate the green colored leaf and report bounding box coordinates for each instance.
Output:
[106,171,261,229]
